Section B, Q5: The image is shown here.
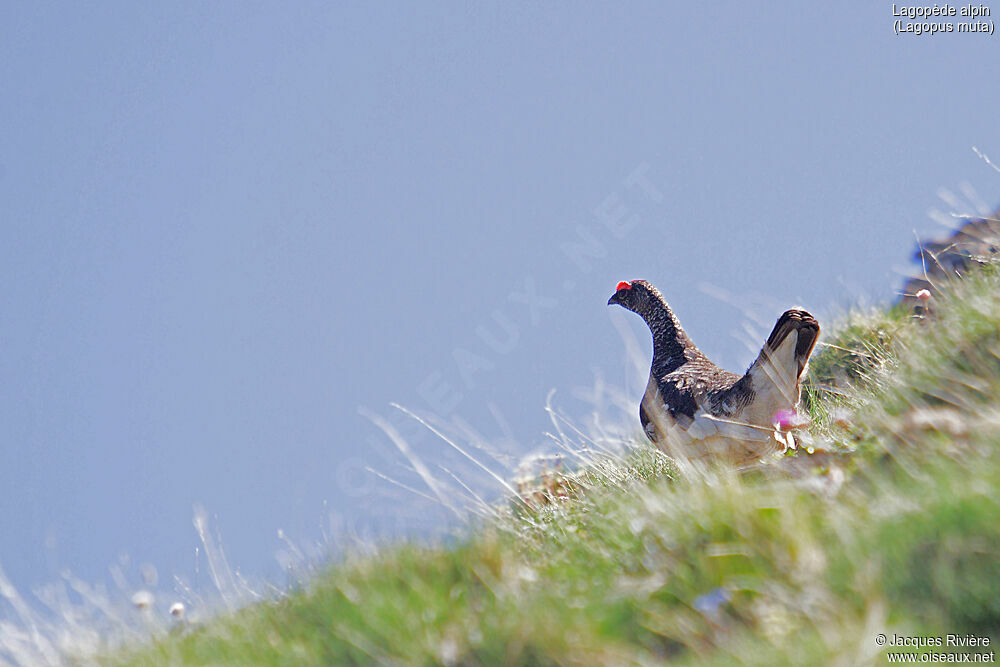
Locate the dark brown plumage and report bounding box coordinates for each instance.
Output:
[609,280,819,465]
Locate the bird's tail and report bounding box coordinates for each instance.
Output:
[762,309,820,377]
[748,309,820,405]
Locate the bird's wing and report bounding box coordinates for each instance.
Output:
[684,409,776,442]
[642,388,784,465]
[642,360,742,439]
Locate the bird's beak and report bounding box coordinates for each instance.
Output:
[607,294,619,306]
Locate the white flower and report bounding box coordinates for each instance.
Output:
[131,590,153,610]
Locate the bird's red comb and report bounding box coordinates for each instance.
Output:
[616,281,632,291]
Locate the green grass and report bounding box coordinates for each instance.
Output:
[111,264,1000,666]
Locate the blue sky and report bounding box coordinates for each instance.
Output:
[1,2,998,607]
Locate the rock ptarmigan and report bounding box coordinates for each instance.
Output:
[608,279,819,466]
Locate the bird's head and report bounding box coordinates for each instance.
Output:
[607,279,654,312]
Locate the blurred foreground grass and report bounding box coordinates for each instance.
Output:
[113,264,1000,665]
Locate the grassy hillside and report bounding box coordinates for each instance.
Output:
[112,263,1000,665]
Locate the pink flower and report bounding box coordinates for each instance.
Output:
[773,409,809,431]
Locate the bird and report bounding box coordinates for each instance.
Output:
[608,279,819,466]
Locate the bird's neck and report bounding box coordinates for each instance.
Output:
[639,297,694,374]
